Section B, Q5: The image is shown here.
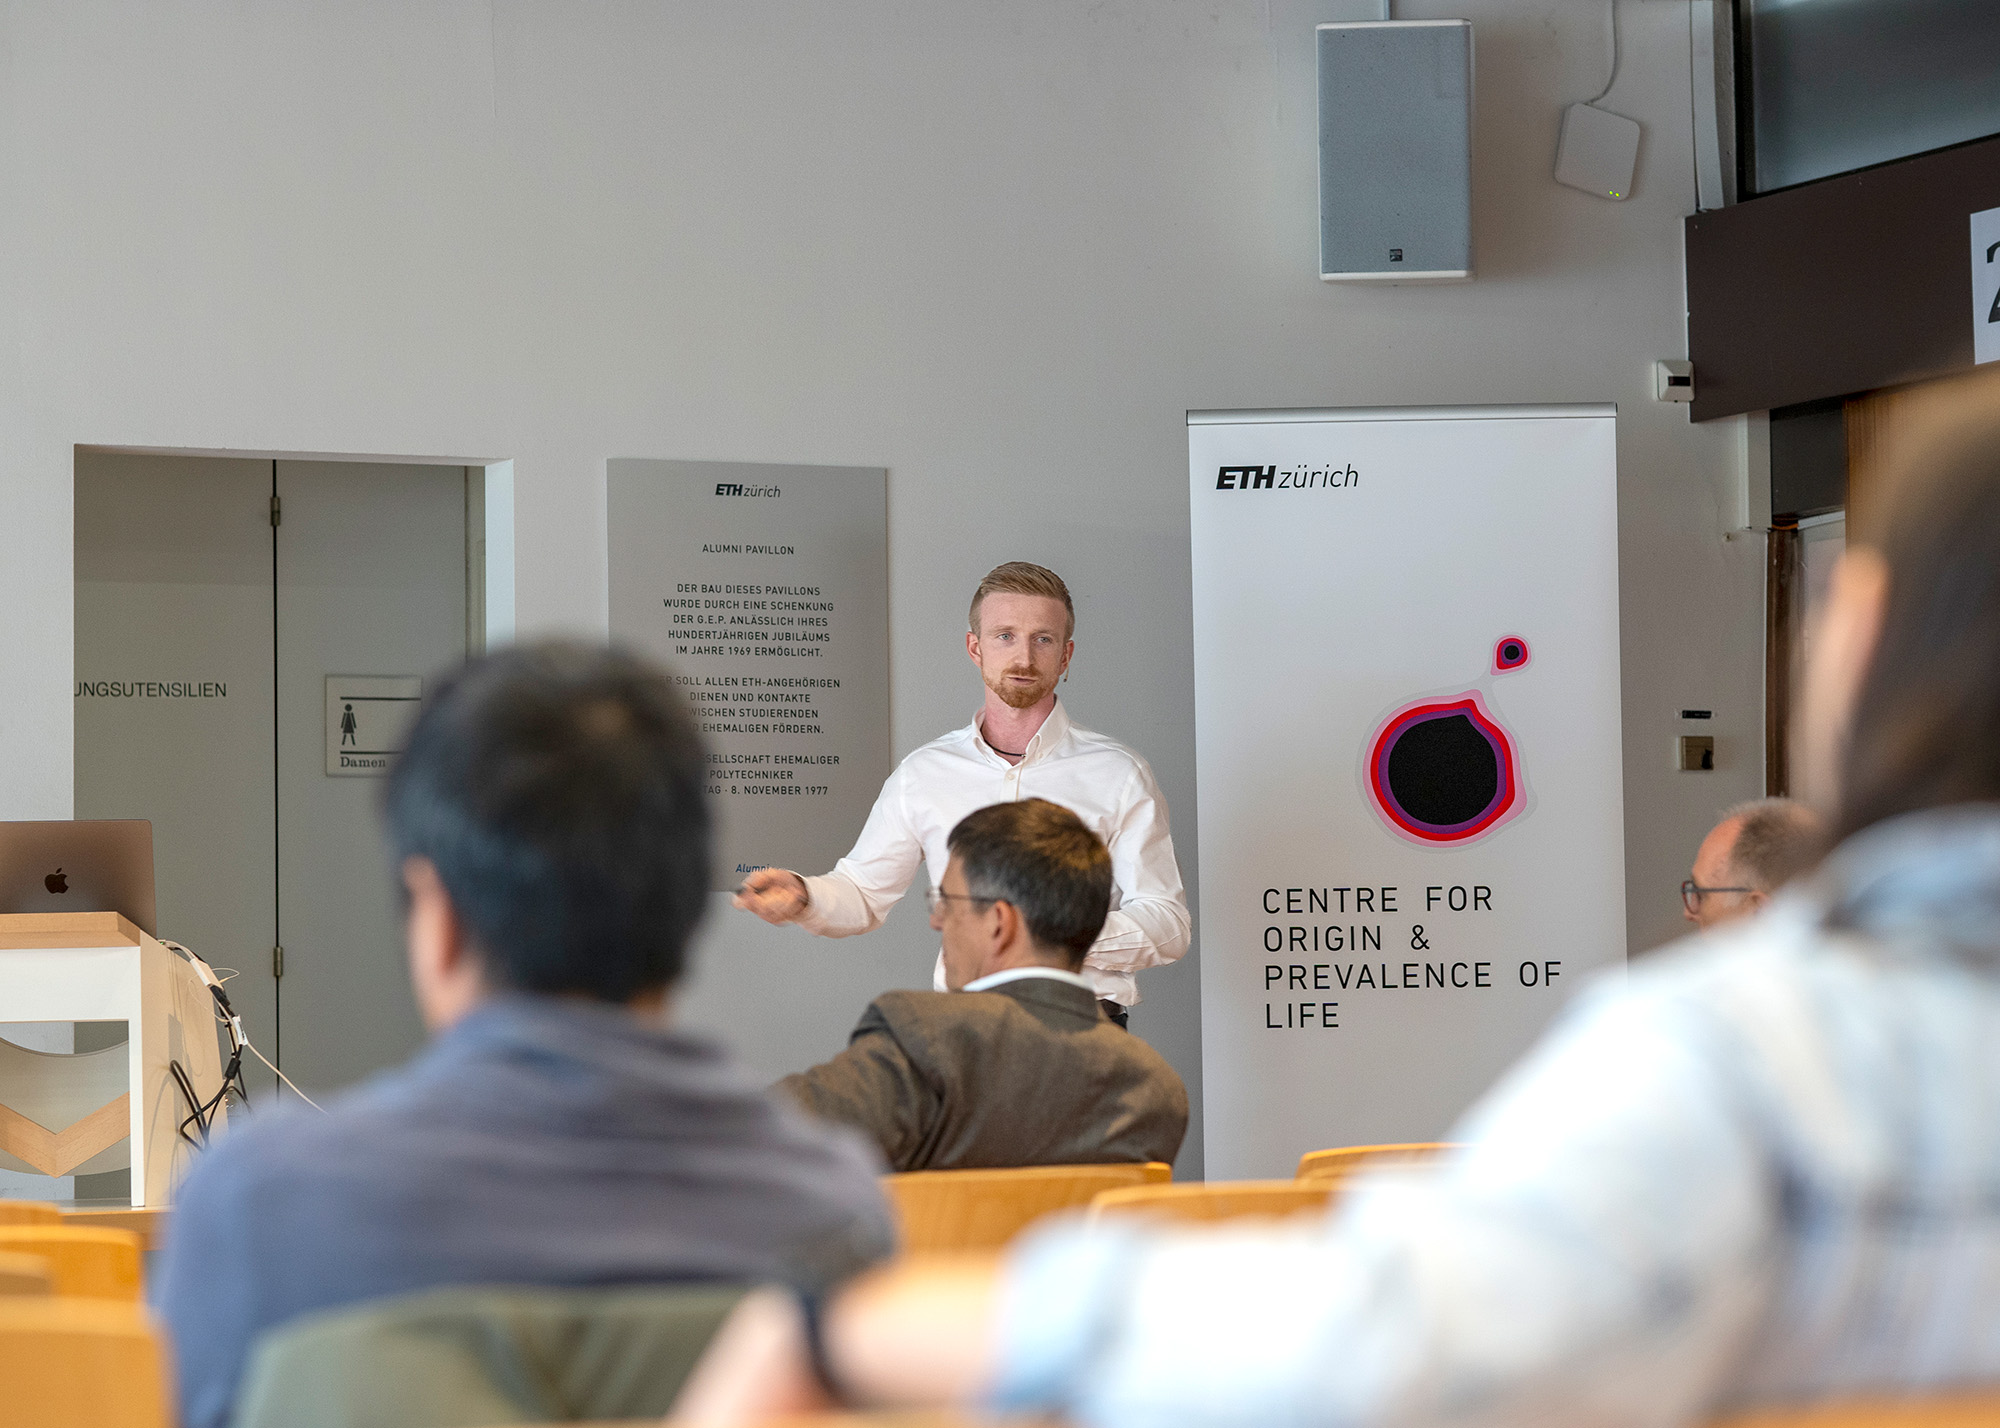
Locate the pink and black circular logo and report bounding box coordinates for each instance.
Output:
[1493,635,1531,672]
[1365,692,1523,845]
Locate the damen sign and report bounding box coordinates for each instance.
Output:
[1188,405,1626,1178]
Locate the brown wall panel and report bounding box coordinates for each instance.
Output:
[1686,135,2000,421]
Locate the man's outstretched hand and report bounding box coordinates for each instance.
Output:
[733,867,811,924]
[673,1257,1004,1425]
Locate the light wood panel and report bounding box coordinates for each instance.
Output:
[883,1163,1170,1254]
[0,1250,52,1296]
[0,1095,130,1178]
[0,912,142,949]
[1089,1179,1333,1224]
[0,1202,62,1227]
[1709,1394,2000,1428]
[0,1296,171,1428]
[0,1227,143,1301]
[63,1207,168,1252]
[1295,1141,1453,1186]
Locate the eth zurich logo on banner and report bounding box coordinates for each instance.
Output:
[1213,463,1359,491]
[1362,636,1533,846]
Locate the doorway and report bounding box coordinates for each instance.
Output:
[1761,369,1996,792]
[74,451,512,1115]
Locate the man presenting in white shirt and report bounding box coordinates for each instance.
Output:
[733,561,1190,1025]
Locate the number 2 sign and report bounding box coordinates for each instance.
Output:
[1972,205,2000,366]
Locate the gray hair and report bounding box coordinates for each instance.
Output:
[947,798,1110,968]
[1721,798,1824,893]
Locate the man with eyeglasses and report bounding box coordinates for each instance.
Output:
[775,798,1187,1172]
[1681,797,1823,930]
[733,561,1190,1029]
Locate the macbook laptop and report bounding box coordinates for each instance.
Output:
[0,820,156,936]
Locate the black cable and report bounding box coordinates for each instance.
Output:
[171,1059,210,1148]
[162,940,275,1129]
[168,957,254,1150]
[201,980,250,1119]
[171,1043,245,1150]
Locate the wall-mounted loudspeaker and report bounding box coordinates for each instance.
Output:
[1317,20,1473,283]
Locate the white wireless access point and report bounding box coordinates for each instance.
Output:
[1555,100,1640,202]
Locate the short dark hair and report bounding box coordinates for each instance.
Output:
[946,799,1111,969]
[1837,384,2000,843]
[1720,798,1822,893]
[384,641,710,1002]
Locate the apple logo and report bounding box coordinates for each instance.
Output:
[44,868,67,895]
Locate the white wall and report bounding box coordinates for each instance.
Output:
[0,0,1763,1178]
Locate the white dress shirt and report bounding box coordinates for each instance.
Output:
[961,966,1101,996]
[797,700,1190,1006]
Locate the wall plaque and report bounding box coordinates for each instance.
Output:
[608,460,891,890]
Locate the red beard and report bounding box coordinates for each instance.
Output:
[986,668,1056,709]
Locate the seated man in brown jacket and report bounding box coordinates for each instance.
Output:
[778,798,1187,1171]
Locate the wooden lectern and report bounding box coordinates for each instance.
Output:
[0,913,225,1206]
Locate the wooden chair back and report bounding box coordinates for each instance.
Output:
[62,1206,169,1252]
[0,1201,63,1227]
[0,1297,171,1428]
[884,1163,1171,1252]
[1089,1179,1333,1225]
[0,1250,53,1297]
[1294,1142,1455,1187]
[0,1226,143,1301]
[1706,1393,2000,1427]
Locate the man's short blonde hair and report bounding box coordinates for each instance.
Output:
[969,562,1074,639]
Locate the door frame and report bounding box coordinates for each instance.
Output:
[75,446,514,652]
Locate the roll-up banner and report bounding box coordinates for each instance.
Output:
[1189,406,1626,1178]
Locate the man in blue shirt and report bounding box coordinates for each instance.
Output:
[155,642,893,1428]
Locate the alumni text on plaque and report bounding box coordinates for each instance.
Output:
[608,460,891,889]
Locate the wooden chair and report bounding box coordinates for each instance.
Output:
[0,1226,143,1300]
[0,1250,53,1296]
[0,1296,172,1428]
[1706,1393,2000,1427]
[1089,1178,1333,1224]
[62,1206,170,1252]
[884,1163,1171,1253]
[0,1200,63,1227]
[1294,1141,1455,1187]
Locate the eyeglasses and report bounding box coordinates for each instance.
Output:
[1680,879,1753,914]
[925,888,998,915]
